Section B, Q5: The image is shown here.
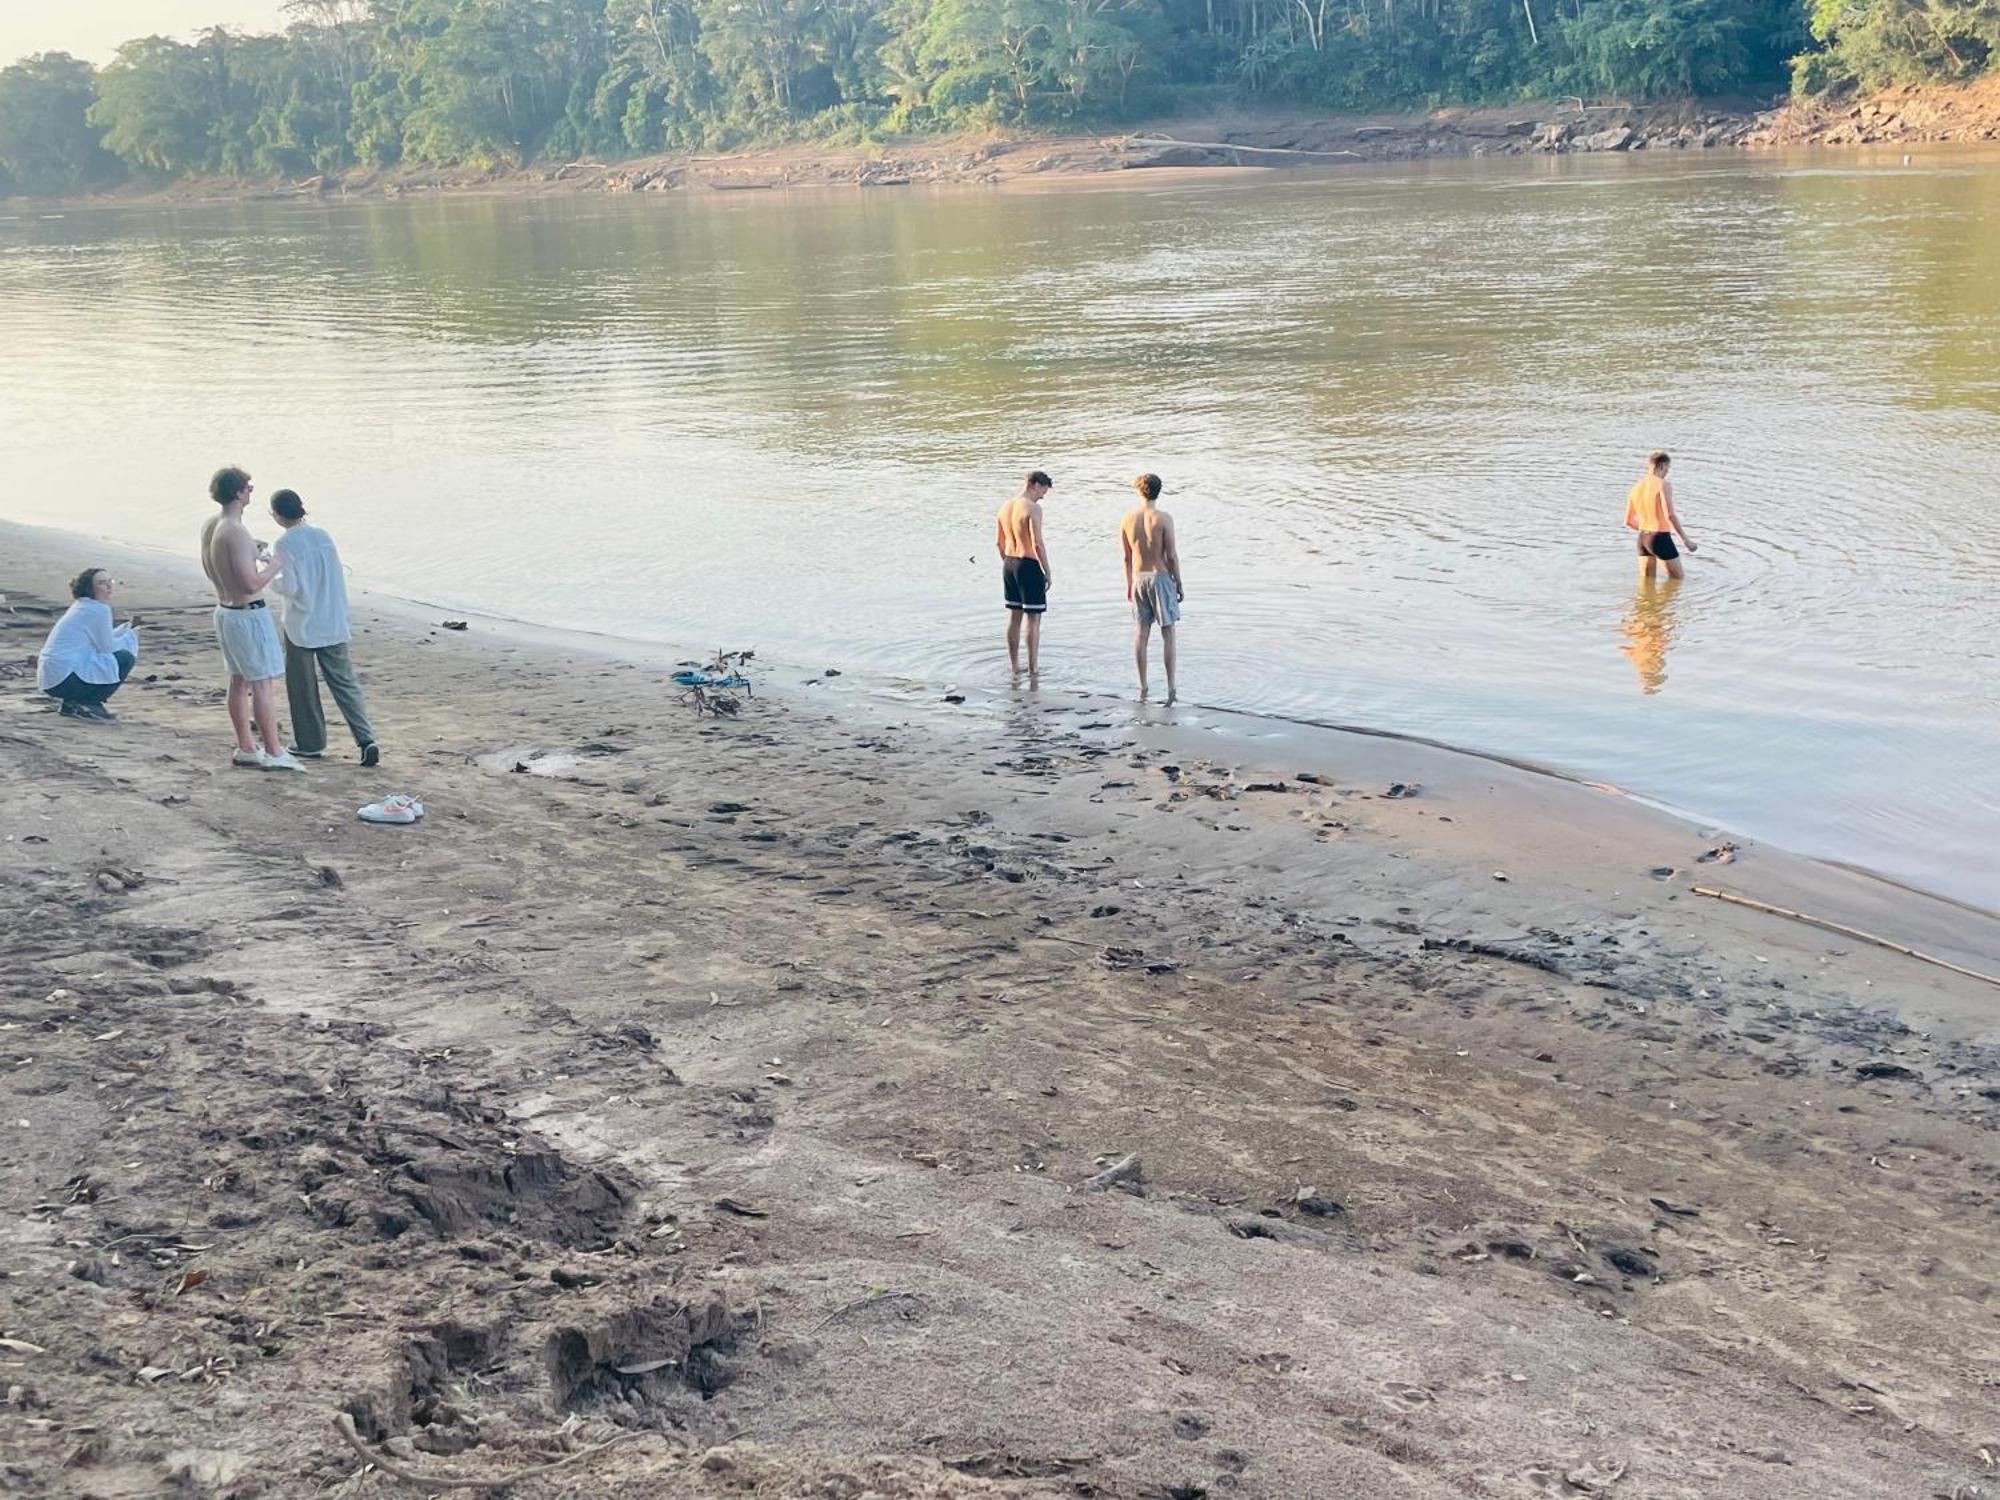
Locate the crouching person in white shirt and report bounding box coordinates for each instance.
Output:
[38,568,139,723]
[269,489,380,766]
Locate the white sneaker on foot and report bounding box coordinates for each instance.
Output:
[231,749,261,768]
[257,749,307,772]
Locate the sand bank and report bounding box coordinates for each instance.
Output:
[2,518,1995,1499]
[14,88,2000,214]
[5,101,1761,208]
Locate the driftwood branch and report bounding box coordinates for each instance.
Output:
[1689,886,2000,989]
[332,1413,650,1491]
[1126,133,1361,160]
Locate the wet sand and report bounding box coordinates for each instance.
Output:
[2,518,1996,1499]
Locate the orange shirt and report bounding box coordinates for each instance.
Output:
[1625,475,1670,533]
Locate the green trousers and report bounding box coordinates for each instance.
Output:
[284,639,375,755]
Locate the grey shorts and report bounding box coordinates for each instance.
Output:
[1133,571,1181,629]
[214,604,285,681]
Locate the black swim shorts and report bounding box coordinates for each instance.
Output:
[1003,556,1047,613]
[1638,531,1679,561]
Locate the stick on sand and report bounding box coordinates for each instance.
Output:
[332,1413,650,1491]
[1690,886,2000,990]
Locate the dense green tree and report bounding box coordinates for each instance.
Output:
[1798,0,1999,88]
[0,53,121,194]
[1561,0,1802,97]
[905,0,1069,121]
[281,1,378,163]
[89,35,227,175]
[595,0,714,151]
[382,0,553,164]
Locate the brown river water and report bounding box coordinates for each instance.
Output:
[2,150,1996,907]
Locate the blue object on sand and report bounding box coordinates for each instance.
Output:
[672,670,750,689]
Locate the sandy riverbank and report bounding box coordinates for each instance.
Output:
[2,518,1996,1499]
[1,100,1765,207]
[11,87,2000,212]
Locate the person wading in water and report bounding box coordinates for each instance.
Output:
[996,470,1054,679]
[1626,450,1698,581]
[1119,473,1185,702]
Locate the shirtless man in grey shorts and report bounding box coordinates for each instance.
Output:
[200,466,303,771]
[1119,473,1184,702]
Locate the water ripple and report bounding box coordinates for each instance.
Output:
[2,151,1997,905]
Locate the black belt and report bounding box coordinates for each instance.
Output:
[218,600,267,611]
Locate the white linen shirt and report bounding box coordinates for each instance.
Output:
[37,598,138,690]
[271,522,352,649]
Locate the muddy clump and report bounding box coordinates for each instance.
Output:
[305,1131,631,1247]
[546,1290,742,1412]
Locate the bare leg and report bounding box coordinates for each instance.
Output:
[1640,555,1659,582]
[227,676,256,753]
[1134,621,1152,699]
[1025,613,1041,677]
[1006,611,1022,674]
[1663,556,1685,581]
[1161,625,1177,703]
[250,678,284,754]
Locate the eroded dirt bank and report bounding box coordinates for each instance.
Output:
[2,521,1996,1499]
[1749,76,2000,147]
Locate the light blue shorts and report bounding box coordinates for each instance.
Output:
[214,604,284,682]
[1133,572,1181,629]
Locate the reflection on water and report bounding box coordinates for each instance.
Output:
[1622,577,1684,696]
[1,150,1997,907]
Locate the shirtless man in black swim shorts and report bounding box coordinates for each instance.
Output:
[1625,451,1698,581]
[996,471,1054,677]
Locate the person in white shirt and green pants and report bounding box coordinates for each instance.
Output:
[269,489,379,766]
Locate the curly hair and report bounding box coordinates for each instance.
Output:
[209,466,252,504]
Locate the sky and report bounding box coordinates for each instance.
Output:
[2,2,294,66]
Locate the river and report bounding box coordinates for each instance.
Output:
[2,151,1996,908]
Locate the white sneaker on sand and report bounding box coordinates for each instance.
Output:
[231,749,261,768]
[257,749,306,772]
[357,795,423,825]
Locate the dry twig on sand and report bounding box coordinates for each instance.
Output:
[813,1289,924,1332]
[332,1413,652,1491]
[1690,886,2000,989]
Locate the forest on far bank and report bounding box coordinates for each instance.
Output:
[0,0,1994,195]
